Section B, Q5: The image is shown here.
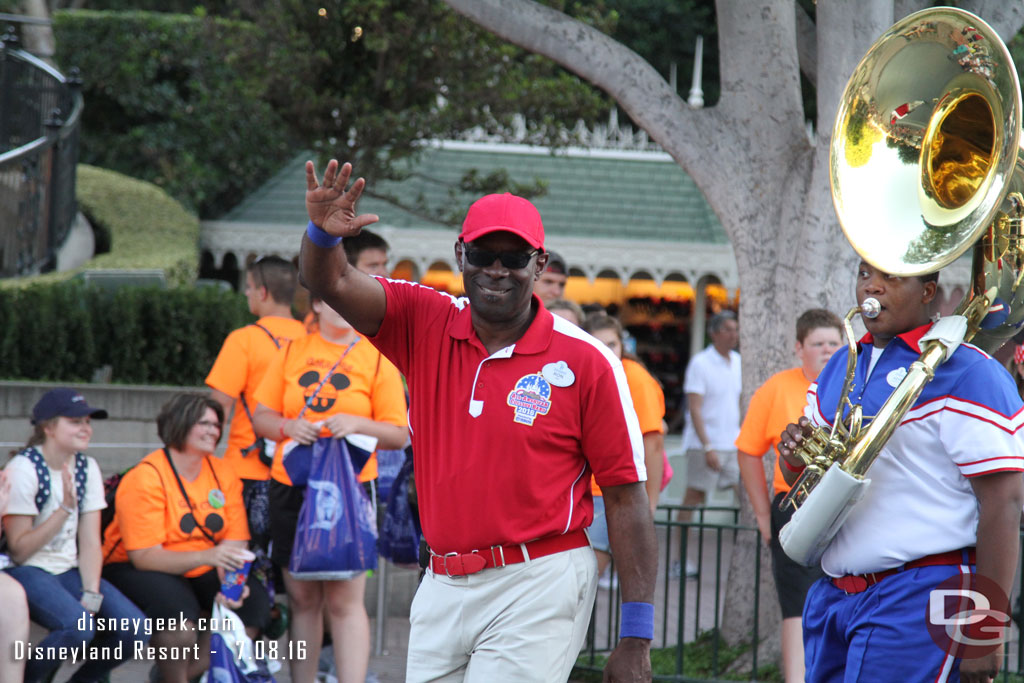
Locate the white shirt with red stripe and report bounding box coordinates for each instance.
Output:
[806,323,1024,576]
[370,279,645,555]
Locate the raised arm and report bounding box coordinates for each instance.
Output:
[300,159,389,337]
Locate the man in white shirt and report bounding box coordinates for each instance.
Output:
[674,311,741,577]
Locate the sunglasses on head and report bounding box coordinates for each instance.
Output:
[463,246,540,270]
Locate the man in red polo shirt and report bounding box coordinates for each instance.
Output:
[297,160,657,682]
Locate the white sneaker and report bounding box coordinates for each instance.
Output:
[597,571,619,590]
[670,561,699,580]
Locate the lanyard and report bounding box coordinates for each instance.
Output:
[296,336,360,421]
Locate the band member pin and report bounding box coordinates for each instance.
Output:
[542,361,575,388]
[208,489,226,509]
[886,367,908,388]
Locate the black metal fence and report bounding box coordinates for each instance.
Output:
[0,27,82,277]
[576,505,1024,682]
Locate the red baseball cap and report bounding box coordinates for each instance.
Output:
[459,193,545,250]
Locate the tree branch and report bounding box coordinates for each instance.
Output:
[894,0,930,21]
[958,0,1024,42]
[441,0,726,173]
[794,3,817,85]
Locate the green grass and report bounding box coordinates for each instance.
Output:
[572,630,782,682]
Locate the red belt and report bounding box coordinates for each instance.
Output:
[428,528,591,577]
[831,548,976,594]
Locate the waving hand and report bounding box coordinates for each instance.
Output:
[305,159,380,237]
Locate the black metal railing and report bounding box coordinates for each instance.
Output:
[577,504,764,682]
[576,508,1024,682]
[0,26,82,277]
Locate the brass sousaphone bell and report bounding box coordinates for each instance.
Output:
[779,7,1024,566]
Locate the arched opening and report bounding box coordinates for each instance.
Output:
[391,259,419,282]
[422,261,464,295]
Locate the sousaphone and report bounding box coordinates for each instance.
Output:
[779,7,1024,565]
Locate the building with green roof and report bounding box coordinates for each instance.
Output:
[201,140,737,291]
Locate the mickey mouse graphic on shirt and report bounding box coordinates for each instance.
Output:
[298,370,351,412]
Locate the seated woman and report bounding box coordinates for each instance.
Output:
[253,298,409,683]
[3,388,148,683]
[102,393,270,683]
[0,470,29,683]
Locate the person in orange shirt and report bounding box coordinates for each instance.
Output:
[252,299,408,683]
[207,255,306,556]
[304,229,392,333]
[103,394,269,683]
[582,313,665,586]
[734,309,842,683]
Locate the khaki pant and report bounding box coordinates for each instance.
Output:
[406,545,597,682]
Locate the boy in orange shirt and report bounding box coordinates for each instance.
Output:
[735,309,842,683]
[206,256,306,550]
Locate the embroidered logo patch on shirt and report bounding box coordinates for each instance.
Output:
[507,373,552,426]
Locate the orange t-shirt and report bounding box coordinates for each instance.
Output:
[254,332,408,486]
[734,366,810,496]
[205,316,307,481]
[102,449,249,577]
[592,357,666,496]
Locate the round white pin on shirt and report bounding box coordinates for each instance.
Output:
[542,361,575,388]
[886,367,908,388]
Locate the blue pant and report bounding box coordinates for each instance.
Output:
[5,565,150,683]
[803,565,966,682]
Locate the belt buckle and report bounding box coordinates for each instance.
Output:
[442,551,459,578]
[489,544,506,569]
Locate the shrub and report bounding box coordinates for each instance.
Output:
[0,281,253,385]
[5,165,200,288]
[53,9,295,218]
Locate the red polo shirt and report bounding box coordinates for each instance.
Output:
[370,279,645,554]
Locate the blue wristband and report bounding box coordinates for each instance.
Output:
[306,220,342,249]
[619,601,654,640]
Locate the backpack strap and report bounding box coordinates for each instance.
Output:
[251,323,282,349]
[17,447,88,514]
[73,453,88,513]
[238,324,285,433]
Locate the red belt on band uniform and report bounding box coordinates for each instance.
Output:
[831,547,976,594]
[428,528,591,577]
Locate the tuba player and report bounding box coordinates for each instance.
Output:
[778,261,1024,682]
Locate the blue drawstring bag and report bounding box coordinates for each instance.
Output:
[379,451,421,565]
[208,633,248,683]
[289,437,378,579]
[207,603,276,682]
[375,447,407,501]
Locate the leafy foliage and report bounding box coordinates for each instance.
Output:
[0,281,252,385]
[225,1,613,186]
[52,10,295,218]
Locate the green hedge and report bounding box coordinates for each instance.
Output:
[5,165,200,288]
[0,281,253,385]
[53,9,294,218]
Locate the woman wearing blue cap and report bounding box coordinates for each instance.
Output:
[2,388,148,683]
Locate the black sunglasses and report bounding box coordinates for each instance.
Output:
[464,246,540,270]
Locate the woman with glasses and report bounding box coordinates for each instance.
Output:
[102,393,270,683]
[3,388,148,683]
[253,298,408,683]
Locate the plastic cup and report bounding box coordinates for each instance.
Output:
[220,549,256,601]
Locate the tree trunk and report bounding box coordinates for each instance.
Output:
[18,0,56,65]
